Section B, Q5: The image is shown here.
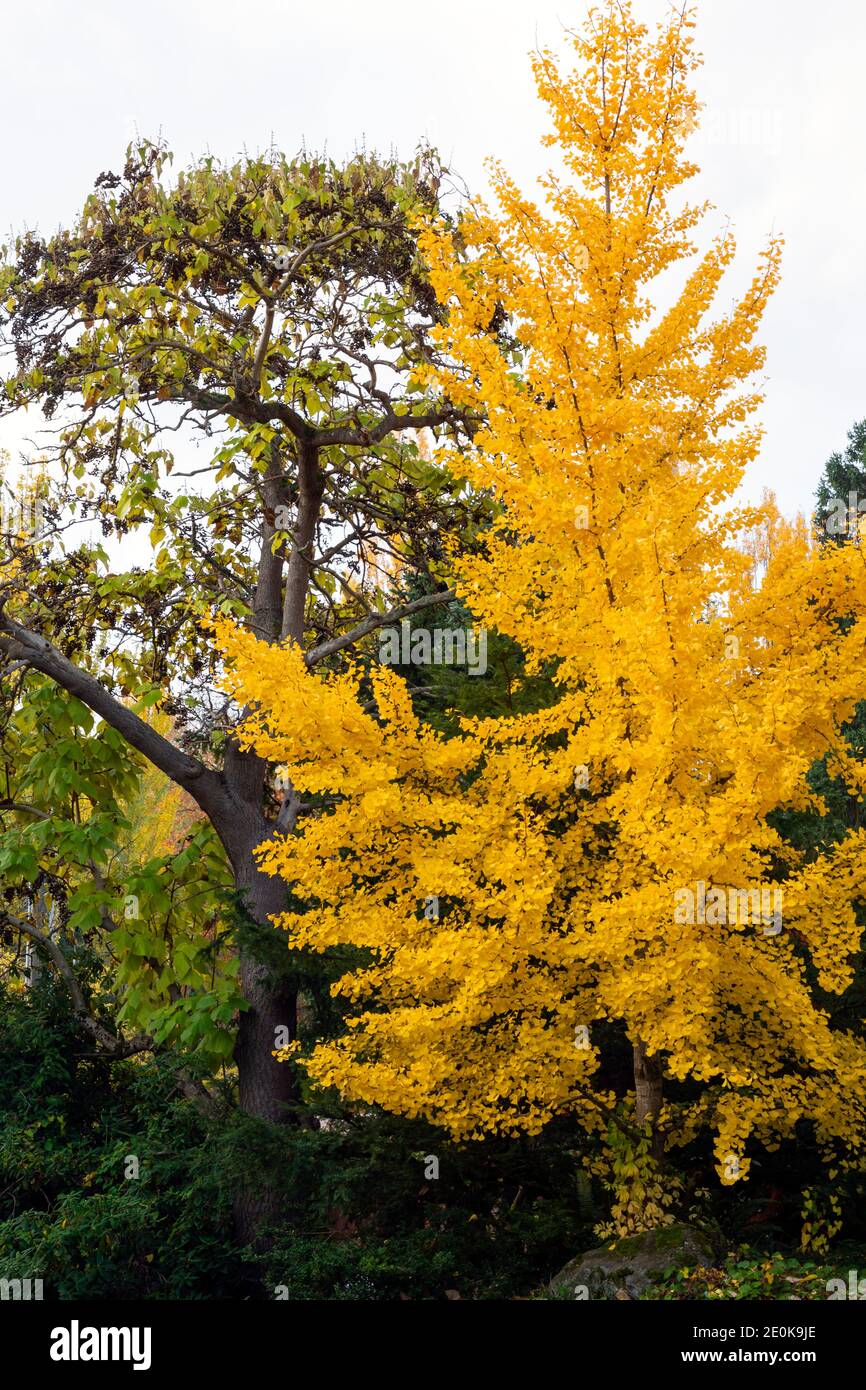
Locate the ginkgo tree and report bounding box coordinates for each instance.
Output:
[213,1,866,1223]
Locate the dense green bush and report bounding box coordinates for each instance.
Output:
[246,1110,597,1300]
[0,976,243,1298]
[0,977,596,1299]
[3,964,864,1299]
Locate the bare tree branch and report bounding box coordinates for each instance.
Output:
[0,799,50,820]
[305,588,457,667]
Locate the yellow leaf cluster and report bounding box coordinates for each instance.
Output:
[212,3,866,1164]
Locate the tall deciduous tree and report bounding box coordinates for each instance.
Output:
[0,141,477,1219]
[214,3,866,1215]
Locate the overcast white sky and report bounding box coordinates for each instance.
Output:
[1,0,864,517]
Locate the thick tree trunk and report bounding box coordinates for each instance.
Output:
[633,1039,664,1159]
[226,845,301,1251]
[233,961,298,1251]
[235,960,297,1121]
[216,440,320,1250]
[281,438,324,644]
[234,873,299,1126]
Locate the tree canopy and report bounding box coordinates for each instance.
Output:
[215,4,866,1208]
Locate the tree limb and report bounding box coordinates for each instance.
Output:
[4,912,152,1059]
[304,588,457,667]
[0,799,50,820]
[0,608,232,824]
[311,408,462,449]
[4,911,221,1114]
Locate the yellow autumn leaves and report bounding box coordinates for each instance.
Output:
[211,2,866,1172]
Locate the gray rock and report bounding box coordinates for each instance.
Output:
[549,1222,718,1300]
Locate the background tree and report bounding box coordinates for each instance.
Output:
[815,418,866,544]
[0,142,479,1195]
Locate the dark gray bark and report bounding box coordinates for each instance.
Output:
[633,1039,664,1159]
[232,840,298,1124]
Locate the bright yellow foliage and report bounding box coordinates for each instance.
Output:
[213,3,866,1177]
